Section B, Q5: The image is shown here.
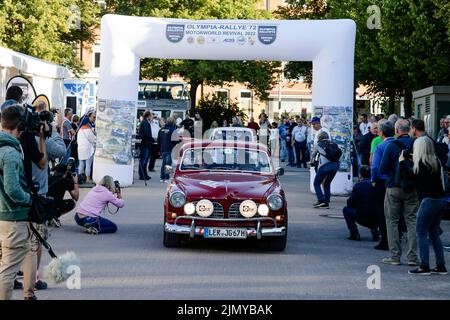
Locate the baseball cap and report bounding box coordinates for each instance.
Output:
[311,116,321,123]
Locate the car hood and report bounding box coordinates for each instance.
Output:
[174,172,278,201]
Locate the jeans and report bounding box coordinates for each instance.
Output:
[286,146,294,165]
[384,187,419,261]
[373,179,388,246]
[160,152,172,180]
[139,145,151,178]
[61,140,72,164]
[294,140,307,167]
[314,162,339,203]
[74,213,117,234]
[280,139,287,161]
[78,156,93,178]
[416,198,447,269]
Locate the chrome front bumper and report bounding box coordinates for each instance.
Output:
[164,216,286,239]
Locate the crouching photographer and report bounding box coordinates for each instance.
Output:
[74,175,124,234]
[47,159,79,224]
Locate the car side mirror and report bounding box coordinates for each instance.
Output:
[276,167,284,177]
[164,165,173,174]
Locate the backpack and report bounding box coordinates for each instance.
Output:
[320,140,342,162]
[392,140,415,193]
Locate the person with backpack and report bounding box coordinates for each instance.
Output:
[0,106,32,300]
[311,131,341,209]
[379,119,419,266]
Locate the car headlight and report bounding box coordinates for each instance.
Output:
[196,199,214,217]
[184,202,196,215]
[267,194,283,211]
[169,191,186,208]
[258,204,269,216]
[239,200,257,218]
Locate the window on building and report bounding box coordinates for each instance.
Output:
[240,90,253,117]
[215,89,229,102]
[94,52,101,69]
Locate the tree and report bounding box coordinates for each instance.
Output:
[108,0,280,108]
[0,0,100,74]
[276,0,450,117]
[195,93,247,132]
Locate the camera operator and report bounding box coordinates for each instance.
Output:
[21,110,66,298]
[47,162,79,220]
[74,175,124,234]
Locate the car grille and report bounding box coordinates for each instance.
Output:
[228,203,242,219]
[193,201,224,218]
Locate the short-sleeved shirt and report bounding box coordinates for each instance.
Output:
[62,119,73,140]
[370,136,383,154]
[48,175,75,202]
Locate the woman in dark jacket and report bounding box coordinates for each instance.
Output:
[400,136,447,275]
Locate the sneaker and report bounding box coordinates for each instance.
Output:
[408,267,431,275]
[443,245,450,252]
[347,234,361,241]
[160,179,164,183]
[86,227,99,235]
[408,260,420,266]
[16,270,24,278]
[48,217,61,228]
[382,257,401,265]
[316,202,329,209]
[374,243,389,251]
[34,280,47,290]
[24,296,37,300]
[14,280,23,290]
[313,202,323,208]
[431,267,448,275]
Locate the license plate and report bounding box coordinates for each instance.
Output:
[204,228,247,239]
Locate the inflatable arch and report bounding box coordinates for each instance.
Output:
[95,14,356,194]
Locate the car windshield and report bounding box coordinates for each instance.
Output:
[180,147,271,173]
[210,129,254,141]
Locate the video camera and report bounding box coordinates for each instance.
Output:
[21,104,52,138]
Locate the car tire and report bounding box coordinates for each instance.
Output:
[163,231,182,248]
[268,235,287,251]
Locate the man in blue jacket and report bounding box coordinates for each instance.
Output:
[158,117,180,182]
[343,165,378,241]
[0,106,32,300]
[379,119,419,266]
[278,118,289,162]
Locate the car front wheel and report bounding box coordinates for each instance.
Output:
[163,231,182,248]
[267,234,287,251]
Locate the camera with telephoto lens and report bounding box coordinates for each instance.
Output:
[21,104,52,138]
[114,180,121,193]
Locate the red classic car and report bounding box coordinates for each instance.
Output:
[163,140,288,251]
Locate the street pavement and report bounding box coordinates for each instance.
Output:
[14,161,450,300]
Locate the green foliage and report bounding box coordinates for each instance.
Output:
[109,0,279,107]
[194,94,247,132]
[0,0,100,74]
[276,0,450,117]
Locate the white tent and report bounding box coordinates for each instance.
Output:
[0,46,69,108]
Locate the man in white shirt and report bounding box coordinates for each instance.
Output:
[292,118,308,168]
[359,113,370,135]
[148,112,161,172]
